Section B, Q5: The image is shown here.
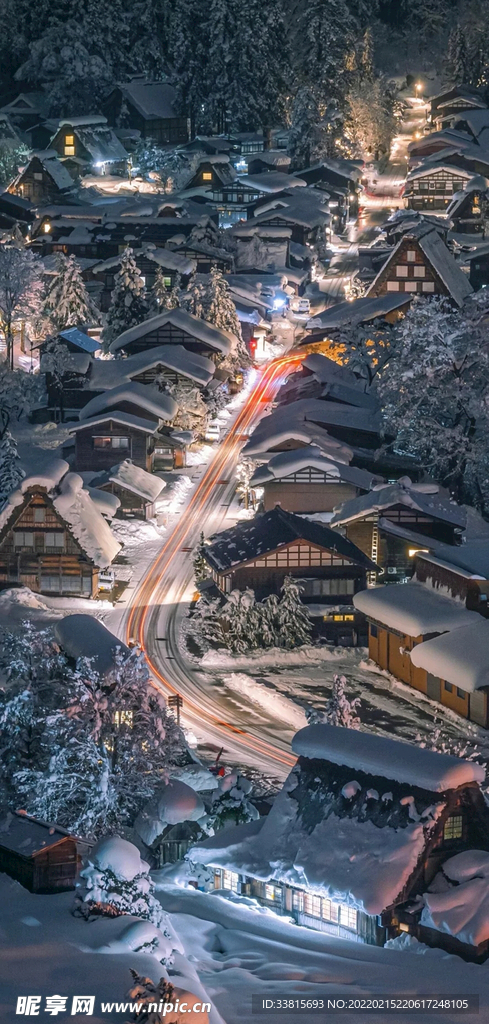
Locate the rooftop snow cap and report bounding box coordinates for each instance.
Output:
[292,724,485,792]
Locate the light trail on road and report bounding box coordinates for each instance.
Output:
[126,353,303,773]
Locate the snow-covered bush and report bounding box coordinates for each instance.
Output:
[127,970,210,1024]
[189,576,312,653]
[307,674,360,729]
[207,771,259,831]
[78,836,164,927]
[0,429,25,504]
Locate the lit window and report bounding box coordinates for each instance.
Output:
[65,135,74,145]
[292,890,304,912]
[404,282,418,292]
[422,282,435,292]
[33,172,43,181]
[202,172,212,181]
[322,899,339,923]
[113,709,133,727]
[223,870,239,892]
[304,893,322,917]
[444,815,463,840]
[14,532,34,547]
[339,904,358,930]
[112,437,129,449]
[265,883,279,901]
[45,533,64,548]
[64,146,75,157]
[43,222,51,234]
[164,277,171,288]
[94,436,130,449]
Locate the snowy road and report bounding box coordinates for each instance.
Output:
[123,355,303,777]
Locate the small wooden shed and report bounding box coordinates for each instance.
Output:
[0,811,92,893]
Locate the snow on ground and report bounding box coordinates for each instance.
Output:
[0,873,222,1024]
[158,884,489,1024]
[219,673,307,732]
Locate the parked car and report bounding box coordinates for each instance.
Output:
[98,569,115,592]
[205,421,221,442]
[290,297,311,314]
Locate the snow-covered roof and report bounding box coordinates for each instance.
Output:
[353,582,475,637]
[55,614,130,676]
[91,245,196,277]
[237,172,307,193]
[422,850,489,947]
[107,459,166,502]
[452,109,489,135]
[416,228,473,307]
[89,345,214,389]
[79,381,177,423]
[27,150,74,191]
[53,472,121,568]
[292,723,485,791]
[251,399,382,439]
[307,293,411,331]
[331,482,466,529]
[205,506,378,573]
[421,540,489,578]
[409,618,489,692]
[69,411,160,435]
[250,447,376,490]
[58,327,101,354]
[109,308,236,356]
[406,163,473,183]
[0,812,79,856]
[302,353,362,387]
[59,120,128,164]
[243,420,354,464]
[59,115,108,128]
[117,80,179,121]
[86,485,120,517]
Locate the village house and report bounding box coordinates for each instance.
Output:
[446,176,489,235]
[88,344,215,395]
[102,77,189,146]
[250,447,379,514]
[69,382,178,474]
[89,245,196,312]
[0,812,92,894]
[8,150,74,204]
[49,116,128,177]
[429,85,487,130]
[382,211,450,247]
[247,189,330,249]
[330,480,466,583]
[450,109,489,144]
[0,91,50,131]
[188,724,489,961]
[232,222,292,272]
[305,292,412,336]
[247,151,291,176]
[461,243,489,289]
[168,237,234,274]
[352,564,489,726]
[108,307,236,364]
[404,163,473,211]
[0,460,121,597]
[275,352,376,409]
[34,211,219,261]
[407,129,475,169]
[203,505,377,643]
[184,155,237,192]
[88,459,166,520]
[366,224,473,307]
[40,328,102,422]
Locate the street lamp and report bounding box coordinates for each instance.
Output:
[415,82,423,96]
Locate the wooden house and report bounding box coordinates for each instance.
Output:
[251,448,379,514]
[189,723,489,960]
[70,382,178,473]
[203,505,377,642]
[40,328,102,421]
[88,344,215,395]
[366,225,473,307]
[90,458,166,519]
[407,129,475,168]
[102,78,189,146]
[306,292,412,334]
[404,163,472,211]
[330,481,466,583]
[353,574,488,726]
[461,243,489,289]
[90,246,196,312]
[49,116,128,177]
[247,151,291,175]
[446,176,489,234]
[184,156,236,191]
[449,109,489,142]
[429,86,486,128]
[0,812,92,894]
[248,190,330,249]
[109,307,236,363]
[0,461,121,597]
[9,150,74,204]
[0,91,50,130]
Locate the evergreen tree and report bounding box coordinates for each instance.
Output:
[41,253,101,331]
[102,247,149,351]
[0,429,24,504]
[446,25,469,84]
[150,268,180,313]
[308,674,360,728]
[288,88,334,171]
[181,274,206,319]
[193,531,208,584]
[208,771,259,829]
[170,0,211,134]
[0,244,42,368]
[275,576,312,649]
[78,836,164,926]
[205,266,241,337]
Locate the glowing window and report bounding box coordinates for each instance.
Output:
[64,146,75,156]
[444,815,463,840]
[223,870,239,891]
[65,135,74,145]
[202,172,212,181]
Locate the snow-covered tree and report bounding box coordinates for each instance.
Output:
[336,318,396,387]
[208,771,259,830]
[379,296,489,511]
[0,429,24,503]
[236,233,271,272]
[0,628,183,837]
[16,20,114,116]
[180,275,206,320]
[220,588,259,654]
[0,245,42,368]
[288,88,339,171]
[41,253,101,331]
[275,576,312,649]
[78,836,164,926]
[150,269,180,314]
[308,674,360,728]
[102,248,149,351]
[0,140,29,188]
[193,531,208,584]
[235,458,255,510]
[345,76,397,160]
[127,970,210,1024]
[165,382,208,436]
[0,363,44,431]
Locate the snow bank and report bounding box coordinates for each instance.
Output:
[292,724,485,792]
[221,673,306,731]
[54,614,130,676]
[82,836,150,881]
[135,780,205,846]
[422,850,489,947]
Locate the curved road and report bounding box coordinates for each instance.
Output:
[124,354,303,777]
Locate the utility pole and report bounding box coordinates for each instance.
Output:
[168,693,183,727]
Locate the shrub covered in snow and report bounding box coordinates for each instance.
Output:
[78,836,164,927]
[127,970,210,1024]
[307,674,360,729]
[189,576,312,654]
[207,771,259,831]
